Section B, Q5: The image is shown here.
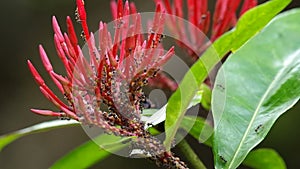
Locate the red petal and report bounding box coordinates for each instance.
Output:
[31,109,63,117]
[66,16,79,55]
[39,45,53,72]
[52,16,64,42]
[27,60,45,85]
[76,0,90,40]
[130,2,137,14]
[240,0,257,16]
[117,0,123,18]
[110,0,118,20]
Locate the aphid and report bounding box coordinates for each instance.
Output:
[146,122,153,128]
[141,99,153,109]
[75,8,80,22]
[80,31,86,41]
[143,79,148,85]
[219,155,227,164]
[158,34,165,43]
[216,84,225,91]
[58,112,71,120]
[152,70,159,77]
[128,48,132,53]
[121,138,131,144]
[115,19,125,29]
[150,29,155,35]
[255,124,263,133]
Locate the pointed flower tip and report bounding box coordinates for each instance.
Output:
[66,16,72,25]
[116,0,124,18]
[124,1,130,15]
[52,16,64,42]
[156,3,162,13]
[39,45,53,72]
[52,15,57,22]
[38,45,45,55]
[169,46,175,53]
[110,0,118,20]
[99,21,104,29]
[129,2,137,14]
[66,16,78,46]
[76,0,87,21]
[52,16,62,24]
[30,109,62,117]
[27,60,35,73]
[27,59,32,65]
[27,60,45,85]
[124,0,129,6]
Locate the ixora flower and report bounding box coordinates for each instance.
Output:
[28,0,188,168]
[155,0,257,60]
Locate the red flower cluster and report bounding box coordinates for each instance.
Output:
[155,0,257,59]
[28,0,190,168]
[28,0,172,134]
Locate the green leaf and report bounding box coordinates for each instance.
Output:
[141,91,213,144]
[164,0,291,150]
[212,9,300,169]
[181,116,213,147]
[180,117,286,169]
[180,116,286,168]
[50,134,127,169]
[146,111,286,168]
[243,148,286,169]
[0,120,79,151]
[142,90,203,128]
[200,84,212,110]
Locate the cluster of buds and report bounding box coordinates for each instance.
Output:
[28,0,188,168]
[28,0,170,137]
[155,0,257,60]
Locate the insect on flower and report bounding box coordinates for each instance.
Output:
[28,0,189,168]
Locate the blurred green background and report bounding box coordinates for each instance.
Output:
[0,0,299,168]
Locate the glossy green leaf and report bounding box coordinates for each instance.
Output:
[142,90,203,128]
[164,0,290,150]
[181,116,213,147]
[243,148,286,169]
[144,110,285,168]
[51,134,126,169]
[212,9,300,169]
[0,120,79,151]
[180,117,286,168]
[200,84,211,110]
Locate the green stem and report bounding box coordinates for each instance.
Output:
[177,139,207,169]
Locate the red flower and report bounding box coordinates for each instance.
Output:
[155,0,257,60]
[28,0,173,136]
[28,1,190,168]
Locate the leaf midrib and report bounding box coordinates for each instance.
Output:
[227,50,300,168]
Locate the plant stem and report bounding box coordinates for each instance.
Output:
[177,139,207,169]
